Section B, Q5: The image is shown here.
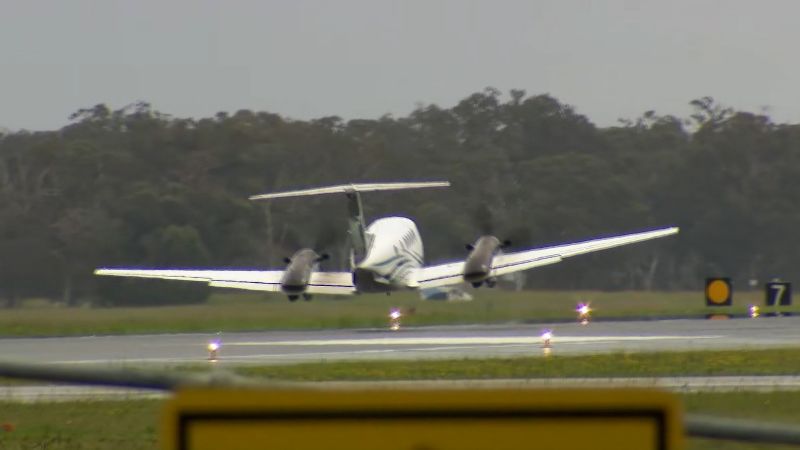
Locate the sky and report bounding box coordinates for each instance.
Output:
[1,0,798,130]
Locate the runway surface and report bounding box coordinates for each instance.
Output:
[0,316,799,366]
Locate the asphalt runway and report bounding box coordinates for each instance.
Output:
[1,316,799,366]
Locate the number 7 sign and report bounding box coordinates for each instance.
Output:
[766,282,792,306]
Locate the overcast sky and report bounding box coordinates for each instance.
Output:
[1,0,798,130]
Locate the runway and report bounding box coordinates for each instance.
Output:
[0,316,799,366]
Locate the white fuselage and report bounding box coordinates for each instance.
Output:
[353,217,423,292]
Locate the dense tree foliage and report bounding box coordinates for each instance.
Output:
[1,90,797,306]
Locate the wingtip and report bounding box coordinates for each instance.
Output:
[656,226,679,234]
[249,193,273,201]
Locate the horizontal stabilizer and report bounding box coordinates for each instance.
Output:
[249,181,450,201]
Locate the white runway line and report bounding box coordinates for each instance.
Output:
[0,386,168,403]
[6,376,800,403]
[52,357,206,365]
[228,335,724,346]
[317,376,800,393]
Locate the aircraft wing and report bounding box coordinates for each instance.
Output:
[417,227,679,289]
[93,269,356,295]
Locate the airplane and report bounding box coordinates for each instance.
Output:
[95,182,679,301]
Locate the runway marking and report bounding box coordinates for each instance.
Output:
[227,335,723,346]
[56,336,731,365]
[52,349,416,365]
[8,376,800,402]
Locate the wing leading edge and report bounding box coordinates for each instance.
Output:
[93,269,356,295]
[417,227,679,289]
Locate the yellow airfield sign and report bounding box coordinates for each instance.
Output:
[706,277,733,306]
[162,387,683,450]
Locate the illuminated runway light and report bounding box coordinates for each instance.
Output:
[389,308,402,331]
[541,329,553,348]
[576,302,592,325]
[749,305,760,319]
[207,339,221,361]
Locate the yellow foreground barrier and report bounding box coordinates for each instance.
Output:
[162,387,683,450]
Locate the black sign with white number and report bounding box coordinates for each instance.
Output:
[766,282,792,306]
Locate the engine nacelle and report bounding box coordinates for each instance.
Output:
[463,235,509,287]
[281,248,329,301]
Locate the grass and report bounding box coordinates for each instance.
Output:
[0,289,790,337]
[222,348,800,381]
[0,399,161,449]
[0,393,797,449]
[4,348,799,387]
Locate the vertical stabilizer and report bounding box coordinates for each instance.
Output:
[346,191,367,264]
[250,181,450,268]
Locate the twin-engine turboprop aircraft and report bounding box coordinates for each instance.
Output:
[95,182,679,301]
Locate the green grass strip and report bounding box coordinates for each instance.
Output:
[230,348,800,381]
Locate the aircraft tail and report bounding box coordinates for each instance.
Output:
[250,181,449,268]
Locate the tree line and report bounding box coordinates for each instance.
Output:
[1,88,798,306]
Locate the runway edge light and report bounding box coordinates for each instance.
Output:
[207,337,221,361]
[541,328,553,348]
[388,308,402,331]
[576,302,591,325]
